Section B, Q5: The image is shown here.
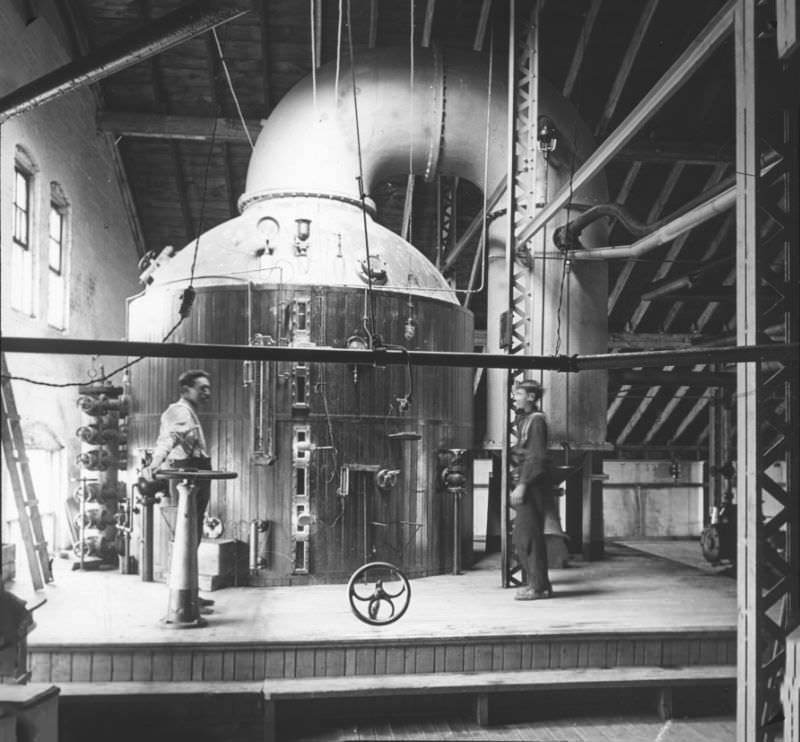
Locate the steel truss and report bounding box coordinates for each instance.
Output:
[501,1,541,587]
[735,2,800,739]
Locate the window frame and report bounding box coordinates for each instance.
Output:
[11,164,35,316]
[47,186,70,331]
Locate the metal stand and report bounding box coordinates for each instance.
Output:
[157,469,237,629]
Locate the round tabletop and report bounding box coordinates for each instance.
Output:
[155,469,238,481]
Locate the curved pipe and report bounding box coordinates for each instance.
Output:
[567,187,736,261]
[242,46,508,207]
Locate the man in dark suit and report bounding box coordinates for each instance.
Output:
[509,379,554,600]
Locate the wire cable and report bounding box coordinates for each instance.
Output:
[211,27,254,150]
[345,0,378,344]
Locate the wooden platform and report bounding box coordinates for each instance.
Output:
[18,542,735,685]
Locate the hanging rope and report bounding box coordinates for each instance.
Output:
[345,0,378,344]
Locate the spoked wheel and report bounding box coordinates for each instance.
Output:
[347,561,411,625]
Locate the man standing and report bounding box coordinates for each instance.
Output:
[509,379,553,600]
[143,369,214,607]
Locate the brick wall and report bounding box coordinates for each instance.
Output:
[1,2,141,553]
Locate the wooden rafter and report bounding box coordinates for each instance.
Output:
[473,0,493,52]
[562,0,602,100]
[595,0,659,137]
[661,212,734,331]
[97,111,262,142]
[422,0,436,47]
[643,363,705,444]
[628,163,729,331]
[608,162,685,315]
[615,365,674,445]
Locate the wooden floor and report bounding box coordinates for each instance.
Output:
[23,541,735,644]
[15,541,737,684]
[11,541,742,741]
[287,713,738,741]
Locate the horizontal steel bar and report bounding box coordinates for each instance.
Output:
[2,337,797,374]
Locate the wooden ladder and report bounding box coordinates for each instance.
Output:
[1,353,53,589]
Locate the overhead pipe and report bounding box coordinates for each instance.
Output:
[240,46,508,210]
[3,336,795,372]
[566,186,736,261]
[565,156,781,261]
[516,0,736,248]
[0,1,247,123]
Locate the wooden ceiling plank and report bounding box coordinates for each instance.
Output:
[608,162,685,315]
[562,0,602,100]
[473,0,492,52]
[517,0,735,248]
[595,0,659,138]
[628,163,729,330]
[136,0,194,244]
[0,1,248,123]
[255,0,272,111]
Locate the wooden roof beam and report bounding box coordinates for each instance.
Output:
[0,0,248,123]
[628,163,729,330]
[422,0,436,47]
[96,111,262,142]
[517,0,735,247]
[615,141,733,165]
[608,162,685,314]
[473,0,493,51]
[562,0,602,100]
[595,0,660,137]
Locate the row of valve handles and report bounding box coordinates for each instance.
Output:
[76,385,129,471]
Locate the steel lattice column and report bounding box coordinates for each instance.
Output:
[501,1,542,587]
[735,2,800,740]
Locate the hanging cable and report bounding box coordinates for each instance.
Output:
[335,0,343,104]
[310,0,318,113]
[211,27,254,150]
[345,0,378,345]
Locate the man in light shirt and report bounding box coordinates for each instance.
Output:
[142,369,214,606]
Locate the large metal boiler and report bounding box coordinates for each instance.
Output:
[126,46,608,584]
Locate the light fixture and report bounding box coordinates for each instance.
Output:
[294,218,311,255]
[256,216,280,255]
[346,334,368,384]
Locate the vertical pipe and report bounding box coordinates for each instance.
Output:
[141,500,154,581]
[249,519,259,571]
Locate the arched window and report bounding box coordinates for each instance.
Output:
[11,146,38,316]
[48,182,70,330]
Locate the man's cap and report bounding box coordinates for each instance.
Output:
[515,379,543,395]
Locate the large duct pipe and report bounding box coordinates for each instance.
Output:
[241,47,507,207]
[241,46,608,451]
